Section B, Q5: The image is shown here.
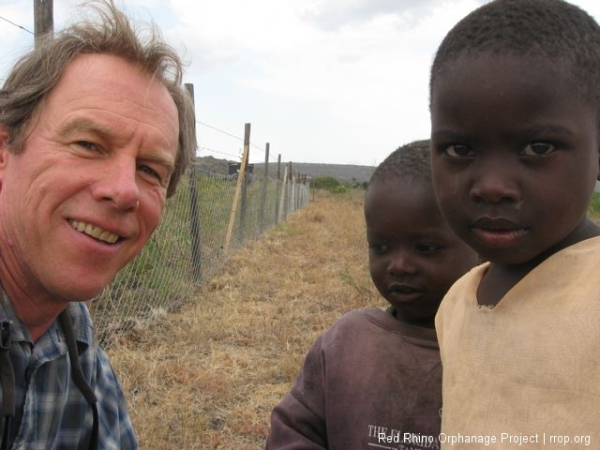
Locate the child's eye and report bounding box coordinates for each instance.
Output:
[369,243,389,255]
[417,243,440,254]
[521,142,556,156]
[443,144,473,158]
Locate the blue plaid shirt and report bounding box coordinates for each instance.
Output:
[0,300,138,450]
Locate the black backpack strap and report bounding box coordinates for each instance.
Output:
[0,321,14,450]
[58,310,98,450]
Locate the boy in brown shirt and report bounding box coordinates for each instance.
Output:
[267,141,478,449]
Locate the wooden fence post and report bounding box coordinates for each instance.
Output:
[259,143,270,233]
[291,171,297,213]
[275,154,282,224]
[185,84,202,282]
[278,164,288,223]
[224,123,251,252]
[238,125,251,242]
[283,162,291,220]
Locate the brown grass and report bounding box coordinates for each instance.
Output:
[108,190,382,449]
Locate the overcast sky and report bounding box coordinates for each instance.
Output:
[2,0,600,167]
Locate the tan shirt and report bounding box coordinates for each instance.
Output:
[436,236,600,449]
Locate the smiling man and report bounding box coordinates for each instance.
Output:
[0,1,196,448]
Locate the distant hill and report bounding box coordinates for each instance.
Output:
[254,162,375,184]
[195,156,375,184]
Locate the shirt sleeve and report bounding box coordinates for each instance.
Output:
[266,336,328,449]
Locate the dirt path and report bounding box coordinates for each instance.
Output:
[109,191,381,449]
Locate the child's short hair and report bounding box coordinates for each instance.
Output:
[369,140,431,187]
[430,0,600,109]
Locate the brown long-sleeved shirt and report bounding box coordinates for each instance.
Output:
[267,307,442,449]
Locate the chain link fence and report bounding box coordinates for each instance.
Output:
[89,161,310,347]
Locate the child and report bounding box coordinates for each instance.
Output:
[429,0,600,446]
[266,141,478,449]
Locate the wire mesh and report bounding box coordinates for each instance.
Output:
[89,161,310,347]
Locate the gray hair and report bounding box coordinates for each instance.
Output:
[0,0,196,197]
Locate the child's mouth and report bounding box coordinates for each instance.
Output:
[388,284,423,303]
[471,217,529,247]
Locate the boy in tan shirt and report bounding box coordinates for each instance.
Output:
[429,0,600,447]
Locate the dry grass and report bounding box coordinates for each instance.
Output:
[108,190,382,449]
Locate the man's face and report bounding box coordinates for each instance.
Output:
[0,53,179,304]
[430,53,600,267]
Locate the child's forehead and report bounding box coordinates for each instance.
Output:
[369,177,432,193]
[431,52,591,113]
[432,49,599,118]
[435,52,564,89]
[366,178,436,209]
[430,53,600,150]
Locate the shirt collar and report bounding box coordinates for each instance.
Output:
[0,286,92,351]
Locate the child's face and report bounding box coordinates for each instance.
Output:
[365,179,477,327]
[430,53,600,266]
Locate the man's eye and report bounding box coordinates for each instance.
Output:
[444,144,473,158]
[75,141,98,151]
[138,165,164,183]
[522,142,556,156]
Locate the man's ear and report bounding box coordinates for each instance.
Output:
[0,124,10,184]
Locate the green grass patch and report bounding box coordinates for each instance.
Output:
[589,192,600,218]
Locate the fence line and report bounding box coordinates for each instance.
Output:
[90,142,310,348]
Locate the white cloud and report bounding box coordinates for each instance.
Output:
[2,0,600,166]
[297,0,487,31]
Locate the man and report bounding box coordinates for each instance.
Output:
[0,1,196,448]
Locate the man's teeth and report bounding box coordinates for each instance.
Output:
[70,220,120,244]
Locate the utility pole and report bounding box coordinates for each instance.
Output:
[34,0,53,48]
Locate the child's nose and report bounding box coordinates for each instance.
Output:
[470,161,521,205]
[387,249,418,276]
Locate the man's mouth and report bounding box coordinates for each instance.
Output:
[69,220,121,244]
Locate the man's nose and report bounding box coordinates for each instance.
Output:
[92,157,140,211]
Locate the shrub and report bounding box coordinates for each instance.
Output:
[312,176,341,191]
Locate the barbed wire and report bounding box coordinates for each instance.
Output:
[0,15,34,35]
[198,146,240,160]
[250,142,282,163]
[198,146,282,167]
[197,120,282,164]
[197,120,243,142]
